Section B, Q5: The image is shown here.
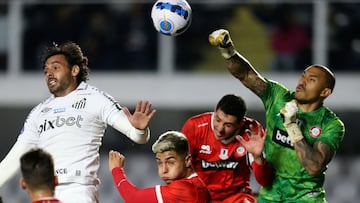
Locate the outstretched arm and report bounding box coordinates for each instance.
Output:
[209,29,267,96]
[0,141,35,188]
[112,100,156,144]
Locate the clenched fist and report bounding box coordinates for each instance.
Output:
[209,29,236,59]
[280,100,298,126]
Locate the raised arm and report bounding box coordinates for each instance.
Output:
[108,150,158,203]
[209,29,267,96]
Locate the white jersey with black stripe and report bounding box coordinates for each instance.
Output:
[18,82,145,185]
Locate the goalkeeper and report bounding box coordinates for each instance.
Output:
[209,29,345,202]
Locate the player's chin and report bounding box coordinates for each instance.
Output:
[214,134,226,141]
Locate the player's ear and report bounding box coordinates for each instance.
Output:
[71,65,80,77]
[20,178,27,190]
[320,87,332,98]
[185,154,192,167]
[54,176,59,186]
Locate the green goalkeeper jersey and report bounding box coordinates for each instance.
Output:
[257,79,345,203]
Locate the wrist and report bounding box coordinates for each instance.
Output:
[285,123,304,144]
[219,46,236,59]
[253,155,264,165]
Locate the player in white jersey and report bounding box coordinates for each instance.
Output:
[0,41,156,203]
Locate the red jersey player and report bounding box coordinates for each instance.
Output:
[20,148,63,203]
[109,131,211,203]
[181,94,273,203]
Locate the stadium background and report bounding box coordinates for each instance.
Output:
[0,1,359,202]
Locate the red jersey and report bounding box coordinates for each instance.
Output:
[111,167,211,203]
[181,112,272,202]
[32,198,63,203]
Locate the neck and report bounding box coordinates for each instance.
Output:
[28,189,55,201]
[298,101,323,112]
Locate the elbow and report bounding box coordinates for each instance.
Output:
[132,135,149,144]
[305,164,324,176]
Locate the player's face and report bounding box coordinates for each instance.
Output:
[44,54,78,97]
[212,109,241,141]
[295,66,329,104]
[156,150,189,184]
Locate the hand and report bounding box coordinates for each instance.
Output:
[109,150,125,172]
[209,29,236,59]
[280,99,298,126]
[235,123,266,160]
[209,29,233,48]
[280,100,304,144]
[122,100,156,130]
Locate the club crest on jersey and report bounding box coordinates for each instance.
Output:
[72,98,87,109]
[219,148,229,160]
[309,126,322,138]
[236,146,246,157]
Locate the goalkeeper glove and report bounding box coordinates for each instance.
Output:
[280,100,304,144]
[209,29,236,59]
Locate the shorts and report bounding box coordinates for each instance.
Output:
[55,182,99,203]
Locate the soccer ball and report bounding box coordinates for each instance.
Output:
[151,0,192,36]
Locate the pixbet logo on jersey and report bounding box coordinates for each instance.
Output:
[38,115,84,133]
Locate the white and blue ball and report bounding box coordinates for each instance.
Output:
[151,0,192,36]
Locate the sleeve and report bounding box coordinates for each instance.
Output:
[0,140,36,188]
[251,158,273,187]
[0,105,40,188]
[159,180,199,202]
[111,167,158,203]
[100,91,150,144]
[318,117,345,152]
[17,104,42,144]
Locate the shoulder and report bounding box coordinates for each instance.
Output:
[78,83,121,106]
[322,107,345,129]
[186,112,212,123]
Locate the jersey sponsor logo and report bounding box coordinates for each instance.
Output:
[72,98,87,109]
[56,168,68,174]
[53,107,66,113]
[41,107,52,113]
[272,127,293,149]
[309,126,322,138]
[38,115,84,133]
[199,145,211,154]
[200,159,239,170]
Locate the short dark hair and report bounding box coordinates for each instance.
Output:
[215,94,247,122]
[41,41,90,83]
[311,64,336,92]
[20,148,55,191]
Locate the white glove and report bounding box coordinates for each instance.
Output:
[280,100,304,144]
[209,29,236,59]
[280,100,298,126]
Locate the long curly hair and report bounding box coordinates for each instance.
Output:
[41,41,90,83]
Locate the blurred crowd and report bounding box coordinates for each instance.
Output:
[0,2,359,72]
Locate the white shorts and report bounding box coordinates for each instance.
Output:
[55,183,99,203]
